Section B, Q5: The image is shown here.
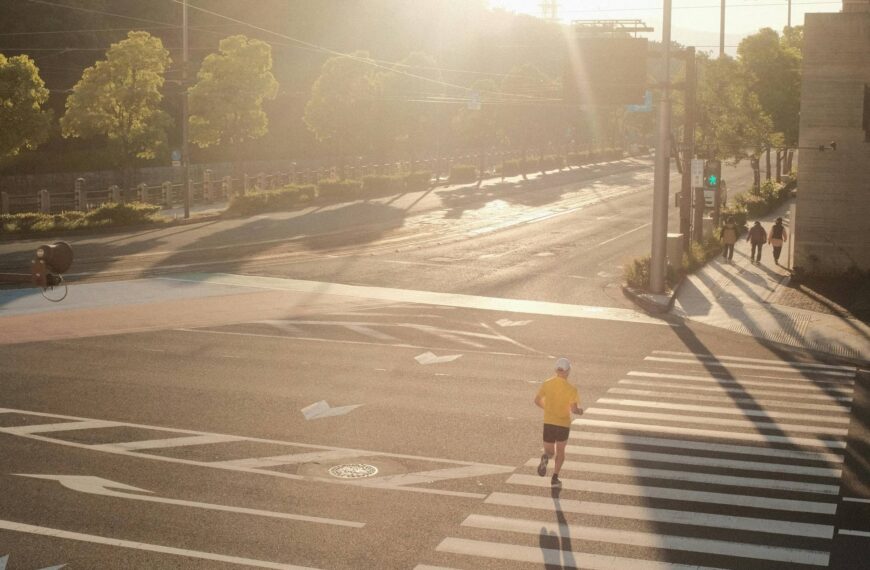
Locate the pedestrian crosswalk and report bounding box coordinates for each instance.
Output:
[418,349,857,570]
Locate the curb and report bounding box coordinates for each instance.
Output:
[622,277,685,314]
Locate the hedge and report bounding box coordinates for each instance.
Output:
[317,178,363,201]
[362,175,405,196]
[0,202,161,233]
[448,164,478,184]
[225,184,316,216]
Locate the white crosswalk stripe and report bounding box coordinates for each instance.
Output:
[419,350,856,569]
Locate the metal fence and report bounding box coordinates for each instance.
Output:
[0,151,539,215]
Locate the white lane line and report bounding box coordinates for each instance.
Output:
[619,379,853,402]
[414,566,461,570]
[0,420,120,435]
[91,434,245,452]
[596,398,851,424]
[554,447,841,478]
[573,418,846,449]
[0,519,322,570]
[163,273,670,326]
[607,388,849,412]
[627,371,855,392]
[437,537,728,570]
[486,492,833,537]
[361,465,515,488]
[840,530,870,538]
[462,514,830,565]
[584,408,849,436]
[343,324,399,341]
[526,458,840,493]
[844,497,870,504]
[507,474,836,514]
[569,431,844,464]
[597,222,651,246]
[644,356,855,378]
[652,351,856,373]
[211,450,367,469]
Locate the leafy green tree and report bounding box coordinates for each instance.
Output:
[60,31,172,171]
[188,35,279,148]
[501,64,554,177]
[695,55,777,164]
[304,51,378,177]
[0,54,52,157]
[737,27,801,147]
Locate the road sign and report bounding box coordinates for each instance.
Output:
[691,159,704,188]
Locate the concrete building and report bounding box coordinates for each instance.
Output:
[795,0,870,273]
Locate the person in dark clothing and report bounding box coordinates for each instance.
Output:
[746,221,767,263]
[768,217,789,265]
[720,217,738,261]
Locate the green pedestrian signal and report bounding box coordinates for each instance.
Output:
[707,174,718,186]
[703,160,721,189]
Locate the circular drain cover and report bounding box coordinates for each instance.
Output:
[328,463,379,479]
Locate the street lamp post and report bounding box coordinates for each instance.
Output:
[650,0,673,294]
[182,0,191,219]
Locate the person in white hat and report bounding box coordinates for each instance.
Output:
[534,357,583,487]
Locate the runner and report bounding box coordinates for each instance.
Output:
[534,357,583,487]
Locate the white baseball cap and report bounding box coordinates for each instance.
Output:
[555,357,571,372]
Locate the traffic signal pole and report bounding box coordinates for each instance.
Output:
[182,0,191,220]
[650,0,673,294]
[679,47,696,252]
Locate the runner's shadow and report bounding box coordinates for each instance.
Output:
[537,487,577,569]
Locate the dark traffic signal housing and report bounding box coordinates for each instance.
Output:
[31,242,73,289]
[703,159,722,190]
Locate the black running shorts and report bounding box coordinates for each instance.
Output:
[543,423,570,443]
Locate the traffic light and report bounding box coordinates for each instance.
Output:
[31,242,73,289]
[704,159,722,190]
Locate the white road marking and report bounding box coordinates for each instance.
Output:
[844,497,870,504]
[569,431,844,463]
[0,519,324,569]
[0,554,63,570]
[573,418,846,449]
[554,446,841,477]
[362,465,515,487]
[652,350,857,372]
[91,434,245,452]
[583,407,849,436]
[162,273,670,326]
[211,450,366,469]
[597,222,651,246]
[644,356,855,378]
[840,529,870,538]
[626,371,854,392]
[301,400,362,420]
[343,324,398,341]
[436,537,728,570]
[17,474,363,528]
[608,387,849,412]
[619,378,853,401]
[486,492,834,537]
[415,351,462,365]
[596,398,851,424]
[462,514,830,565]
[495,319,532,327]
[524,458,839,494]
[507,473,836,514]
[1,420,120,435]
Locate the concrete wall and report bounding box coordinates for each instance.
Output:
[795,10,870,273]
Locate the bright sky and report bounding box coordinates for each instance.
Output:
[488,0,842,53]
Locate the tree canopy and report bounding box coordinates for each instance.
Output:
[188,35,279,148]
[59,31,172,164]
[0,53,52,157]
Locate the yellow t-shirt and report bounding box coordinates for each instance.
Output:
[536,376,580,428]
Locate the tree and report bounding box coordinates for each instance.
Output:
[304,51,378,177]
[737,27,801,148]
[0,54,52,157]
[60,31,171,172]
[188,35,279,148]
[451,78,502,186]
[500,64,554,177]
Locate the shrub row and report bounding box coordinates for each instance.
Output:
[624,235,722,292]
[225,184,316,216]
[0,202,162,234]
[448,165,478,184]
[499,155,566,177]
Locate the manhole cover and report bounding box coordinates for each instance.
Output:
[328,463,379,479]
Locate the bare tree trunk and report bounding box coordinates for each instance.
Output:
[775,150,782,183]
[477,149,485,188]
[765,147,772,181]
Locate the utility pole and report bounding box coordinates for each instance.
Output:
[650,0,672,294]
[182,0,191,219]
[679,47,696,252]
[788,0,792,28]
[719,0,726,57]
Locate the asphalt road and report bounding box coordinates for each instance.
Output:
[1,158,866,570]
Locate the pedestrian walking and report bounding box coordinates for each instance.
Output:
[534,357,583,488]
[720,217,738,261]
[746,221,767,263]
[768,217,789,265]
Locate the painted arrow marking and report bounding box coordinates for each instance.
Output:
[495,319,532,327]
[301,400,363,420]
[15,475,363,528]
[0,555,65,570]
[415,351,462,365]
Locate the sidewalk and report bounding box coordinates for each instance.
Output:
[672,207,870,364]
